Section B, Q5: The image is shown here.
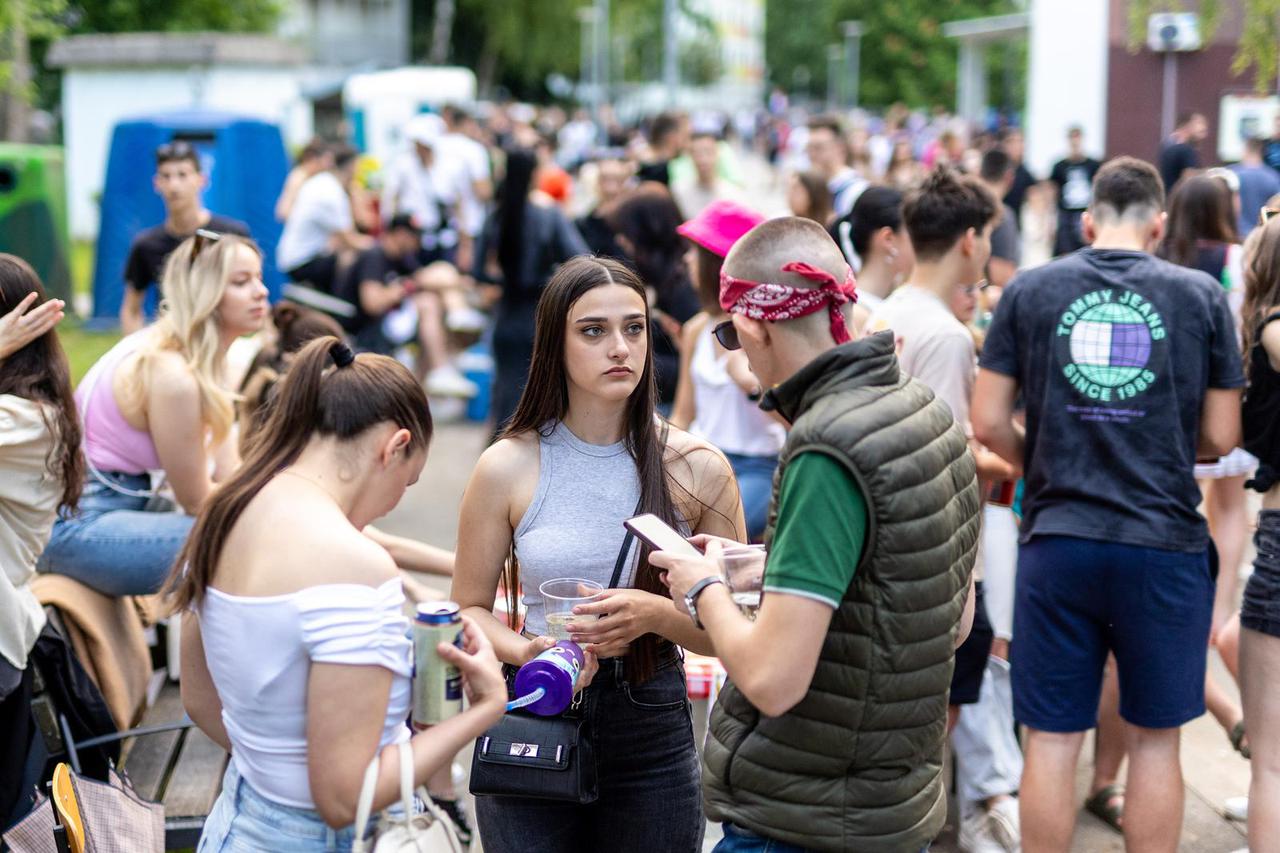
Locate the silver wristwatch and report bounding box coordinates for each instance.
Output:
[684,575,725,629]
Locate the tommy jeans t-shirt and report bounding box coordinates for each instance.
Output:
[980,248,1245,552]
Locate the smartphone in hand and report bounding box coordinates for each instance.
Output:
[624,514,702,557]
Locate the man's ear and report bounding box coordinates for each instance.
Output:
[1081,211,1097,244]
[1150,211,1167,247]
[961,227,977,257]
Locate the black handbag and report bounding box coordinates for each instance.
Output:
[468,525,636,804]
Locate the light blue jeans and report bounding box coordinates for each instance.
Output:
[199,759,361,852]
[723,452,778,543]
[38,471,194,596]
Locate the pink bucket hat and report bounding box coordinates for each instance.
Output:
[677,200,766,259]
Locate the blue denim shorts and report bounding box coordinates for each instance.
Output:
[199,759,361,852]
[1242,510,1280,639]
[714,823,930,853]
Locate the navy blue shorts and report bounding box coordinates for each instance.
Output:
[1242,510,1280,639]
[1011,535,1213,732]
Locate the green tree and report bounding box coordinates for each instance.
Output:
[67,0,281,33]
[766,0,1018,109]
[1,0,68,139]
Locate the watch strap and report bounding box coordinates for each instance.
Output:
[686,575,724,629]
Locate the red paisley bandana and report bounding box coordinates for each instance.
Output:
[719,261,859,344]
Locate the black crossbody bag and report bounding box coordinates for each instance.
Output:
[468,527,636,804]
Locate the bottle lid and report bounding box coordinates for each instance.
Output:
[416,601,461,624]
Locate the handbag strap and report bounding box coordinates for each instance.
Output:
[397,741,416,821]
[352,749,382,852]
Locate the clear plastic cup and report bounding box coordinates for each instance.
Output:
[539,578,603,640]
[718,545,766,617]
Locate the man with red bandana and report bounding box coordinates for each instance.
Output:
[655,216,980,853]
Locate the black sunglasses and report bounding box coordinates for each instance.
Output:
[189,228,222,267]
[712,319,741,351]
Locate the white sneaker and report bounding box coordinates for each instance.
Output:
[985,797,1021,852]
[1224,795,1248,821]
[958,808,1006,853]
[425,366,479,398]
[446,306,488,333]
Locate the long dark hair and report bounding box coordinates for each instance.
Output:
[167,338,433,611]
[0,254,83,512]
[1242,218,1280,375]
[496,148,538,288]
[1160,174,1237,268]
[501,256,680,682]
[609,187,689,299]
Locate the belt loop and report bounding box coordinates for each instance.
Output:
[613,656,627,688]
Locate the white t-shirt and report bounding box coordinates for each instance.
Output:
[873,284,976,433]
[198,577,412,809]
[381,152,462,248]
[0,396,58,668]
[438,133,490,237]
[276,172,353,272]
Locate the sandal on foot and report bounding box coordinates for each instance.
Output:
[1085,783,1124,834]
[1230,720,1251,759]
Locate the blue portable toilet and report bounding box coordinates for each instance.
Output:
[89,111,290,329]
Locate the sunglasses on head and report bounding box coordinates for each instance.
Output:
[156,140,196,163]
[189,229,222,267]
[712,319,741,351]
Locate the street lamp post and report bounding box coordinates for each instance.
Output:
[840,20,863,110]
[663,0,678,108]
[577,7,598,109]
[826,44,842,111]
[592,0,611,127]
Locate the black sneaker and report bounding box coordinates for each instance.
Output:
[430,796,474,846]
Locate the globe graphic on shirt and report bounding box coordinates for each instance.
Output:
[1068,303,1153,387]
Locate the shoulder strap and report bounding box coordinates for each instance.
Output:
[1261,309,1280,330]
[608,519,637,590]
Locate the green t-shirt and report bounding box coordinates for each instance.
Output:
[763,452,869,609]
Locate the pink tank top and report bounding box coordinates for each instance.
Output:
[76,335,163,475]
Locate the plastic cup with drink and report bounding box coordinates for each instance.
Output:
[718,545,766,618]
[538,578,603,640]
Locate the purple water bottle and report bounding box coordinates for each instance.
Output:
[513,641,583,716]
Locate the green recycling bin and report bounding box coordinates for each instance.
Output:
[0,143,72,304]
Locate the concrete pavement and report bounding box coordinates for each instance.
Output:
[379,419,1252,852]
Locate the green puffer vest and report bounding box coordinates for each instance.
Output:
[702,332,980,852]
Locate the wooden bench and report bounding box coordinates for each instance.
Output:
[119,684,227,850]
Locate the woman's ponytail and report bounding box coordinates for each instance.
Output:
[166,337,341,611]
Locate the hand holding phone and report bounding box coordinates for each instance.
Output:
[624,514,702,557]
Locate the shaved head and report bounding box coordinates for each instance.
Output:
[723,217,850,289]
[722,216,856,350]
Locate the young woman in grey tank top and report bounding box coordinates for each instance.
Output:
[453,257,744,853]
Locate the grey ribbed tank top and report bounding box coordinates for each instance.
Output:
[513,421,641,636]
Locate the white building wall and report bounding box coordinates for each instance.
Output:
[1026,0,1110,176]
[62,67,313,239]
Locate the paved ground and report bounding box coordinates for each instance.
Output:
[380,419,1252,853]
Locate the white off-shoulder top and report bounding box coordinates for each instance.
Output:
[198,577,413,809]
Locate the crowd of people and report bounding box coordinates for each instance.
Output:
[1,94,1279,853]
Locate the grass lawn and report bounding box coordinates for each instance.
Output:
[64,239,120,384]
[60,318,119,385]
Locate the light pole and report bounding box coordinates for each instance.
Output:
[577,7,598,109]
[593,0,611,127]
[840,20,863,110]
[826,44,842,111]
[663,0,679,107]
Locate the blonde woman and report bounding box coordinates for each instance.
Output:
[39,231,268,595]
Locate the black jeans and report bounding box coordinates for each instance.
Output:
[475,655,704,852]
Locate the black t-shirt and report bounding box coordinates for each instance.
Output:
[1159,141,1199,193]
[334,244,420,336]
[123,214,251,294]
[1003,163,1037,219]
[980,249,1245,552]
[636,159,671,186]
[1049,157,1101,212]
